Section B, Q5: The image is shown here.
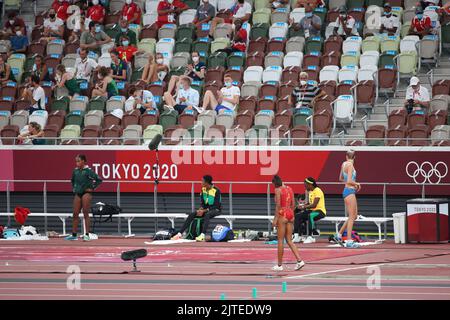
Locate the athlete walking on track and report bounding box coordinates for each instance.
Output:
[65,154,103,241]
[272,175,305,272]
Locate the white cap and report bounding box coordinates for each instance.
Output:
[409,76,420,86]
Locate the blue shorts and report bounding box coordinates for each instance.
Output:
[342,187,356,199]
[215,104,231,113]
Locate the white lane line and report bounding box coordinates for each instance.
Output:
[284,263,385,279]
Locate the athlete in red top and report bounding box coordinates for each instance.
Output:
[272,175,305,272]
[121,0,142,25]
[51,0,70,21]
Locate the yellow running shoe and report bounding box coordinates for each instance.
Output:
[195,233,205,242]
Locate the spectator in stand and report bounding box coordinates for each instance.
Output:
[215,19,248,54]
[270,0,289,10]
[17,122,45,145]
[21,75,46,114]
[68,13,87,43]
[86,0,106,24]
[121,0,143,25]
[157,0,189,28]
[0,56,14,84]
[114,19,137,47]
[420,0,439,10]
[201,74,240,113]
[1,11,26,39]
[163,76,200,114]
[295,0,317,11]
[380,3,400,36]
[54,64,81,98]
[110,50,128,82]
[192,0,216,29]
[116,35,142,64]
[289,72,326,111]
[74,48,98,82]
[125,87,157,113]
[404,76,430,113]
[209,0,252,37]
[92,66,119,98]
[80,21,113,55]
[293,6,322,37]
[42,9,65,39]
[166,51,206,95]
[409,7,433,37]
[333,7,359,38]
[9,25,29,54]
[51,0,70,21]
[30,55,50,83]
[141,53,169,83]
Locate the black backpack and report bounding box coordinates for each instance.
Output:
[154,228,177,240]
[91,203,122,230]
[186,217,204,240]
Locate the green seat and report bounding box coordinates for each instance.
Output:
[207,52,227,68]
[365,0,383,6]
[176,25,195,41]
[88,96,107,111]
[252,8,271,25]
[24,56,36,72]
[379,52,396,68]
[184,0,199,9]
[51,96,70,112]
[131,67,144,83]
[227,52,246,68]
[65,110,85,127]
[191,81,204,97]
[367,139,385,146]
[361,36,380,52]
[346,0,364,9]
[293,108,312,126]
[442,24,450,46]
[193,39,211,55]
[105,24,120,40]
[211,38,230,53]
[250,23,269,40]
[159,110,178,131]
[174,38,193,54]
[313,7,327,25]
[380,37,400,52]
[143,124,164,143]
[255,0,270,10]
[340,53,360,67]
[304,37,323,54]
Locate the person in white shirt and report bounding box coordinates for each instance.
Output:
[202,74,240,113]
[75,48,99,82]
[380,3,400,36]
[404,76,430,113]
[42,9,64,39]
[209,0,251,37]
[21,75,46,114]
[125,87,157,113]
[333,8,359,38]
[163,76,200,114]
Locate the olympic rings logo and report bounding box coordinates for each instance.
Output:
[406,161,448,184]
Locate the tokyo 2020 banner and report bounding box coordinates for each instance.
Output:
[0,148,449,195]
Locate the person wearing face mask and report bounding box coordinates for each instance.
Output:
[141,53,168,82]
[121,0,143,25]
[116,35,142,64]
[86,0,106,24]
[215,19,248,54]
[110,50,128,81]
[165,51,206,96]
[43,9,65,38]
[163,76,201,114]
[114,19,137,47]
[9,26,29,54]
[74,48,99,81]
[156,0,189,28]
[333,7,359,38]
[125,87,157,113]
[192,0,216,29]
[2,11,26,39]
[289,72,325,111]
[51,0,70,21]
[380,3,400,36]
[80,21,112,55]
[202,74,240,113]
[296,7,322,37]
[404,76,430,113]
[209,0,251,37]
[409,7,433,37]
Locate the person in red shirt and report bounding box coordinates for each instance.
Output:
[87,0,106,24]
[408,8,432,37]
[1,11,26,38]
[216,19,248,54]
[156,0,189,27]
[51,0,70,21]
[121,0,142,25]
[116,35,141,63]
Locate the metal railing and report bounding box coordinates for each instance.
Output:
[1,179,448,236]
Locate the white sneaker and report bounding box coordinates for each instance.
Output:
[303,236,316,244]
[293,234,301,243]
[271,265,284,271]
[295,260,305,271]
[299,236,307,242]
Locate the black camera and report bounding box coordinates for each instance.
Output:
[406,99,414,114]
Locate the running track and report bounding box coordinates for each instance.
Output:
[0,238,449,300]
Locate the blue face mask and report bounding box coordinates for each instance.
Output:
[121,28,127,33]
[95,26,101,33]
[305,12,313,18]
[416,14,423,19]
[122,40,129,46]
[225,81,232,87]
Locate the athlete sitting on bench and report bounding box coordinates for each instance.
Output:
[171,175,222,242]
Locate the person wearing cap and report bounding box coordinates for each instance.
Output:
[404,76,430,112]
[333,7,359,38]
[409,7,433,37]
[380,3,400,36]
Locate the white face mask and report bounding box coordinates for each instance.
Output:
[156,58,163,64]
[16,31,22,36]
[9,20,15,25]
[126,0,132,4]
[300,80,307,86]
[192,56,199,63]
[168,0,173,4]
[92,0,99,5]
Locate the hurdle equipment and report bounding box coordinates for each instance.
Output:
[121,249,148,272]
